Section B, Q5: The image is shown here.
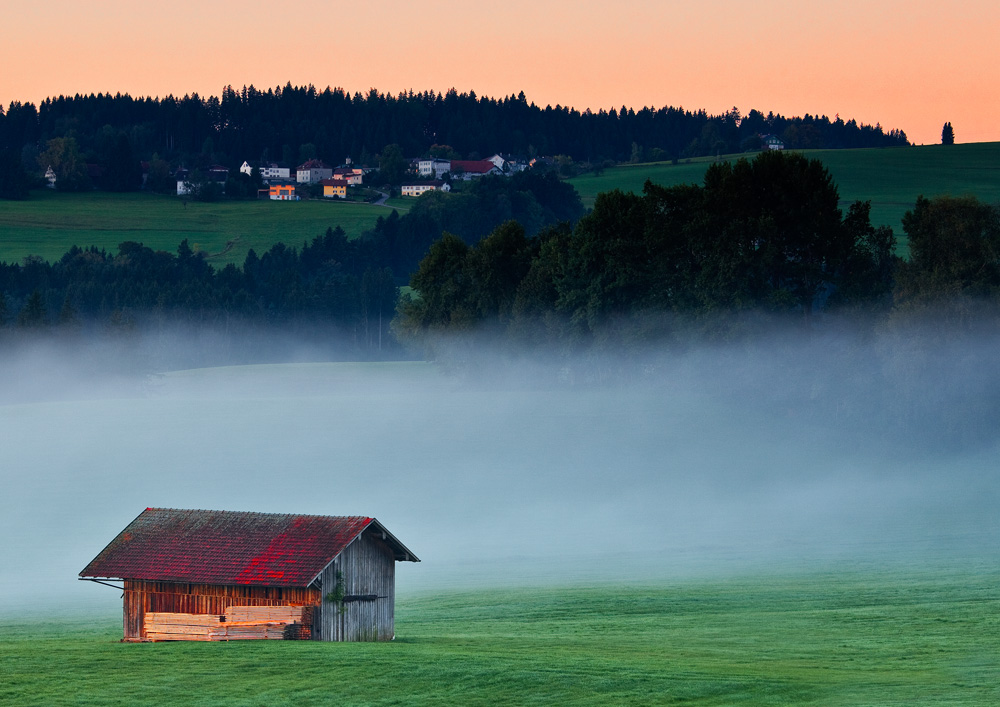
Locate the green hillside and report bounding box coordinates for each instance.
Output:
[569,142,1000,251]
[0,191,410,266]
[3,143,998,267]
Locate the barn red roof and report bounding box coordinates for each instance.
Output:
[450,159,497,174]
[80,508,417,587]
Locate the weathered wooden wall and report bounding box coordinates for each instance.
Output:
[315,530,396,641]
[123,580,321,640]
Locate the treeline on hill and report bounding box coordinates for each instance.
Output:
[0,85,907,197]
[395,151,1000,445]
[0,172,583,359]
[397,150,898,346]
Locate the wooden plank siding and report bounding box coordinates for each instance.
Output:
[315,530,396,641]
[123,580,320,640]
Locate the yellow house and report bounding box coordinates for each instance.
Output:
[321,179,347,198]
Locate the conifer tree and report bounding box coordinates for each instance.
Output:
[942,122,955,145]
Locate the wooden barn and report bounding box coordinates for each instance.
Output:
[79,508,419,642]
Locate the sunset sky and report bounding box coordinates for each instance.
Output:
[2,0,997,146]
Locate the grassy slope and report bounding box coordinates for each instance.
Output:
[3,144,998,268]
[0,191,411,267]
[2,569,998,706]
[569,143,1000,254]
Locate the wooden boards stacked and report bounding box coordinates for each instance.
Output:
[145,613,224,642]
[144,606,309,641]
[225,606,304,623]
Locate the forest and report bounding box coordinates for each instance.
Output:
[0,85,908,198]
[0,171,583,359]
[1,151,995,351]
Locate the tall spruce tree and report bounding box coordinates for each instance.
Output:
[942,122,955,145]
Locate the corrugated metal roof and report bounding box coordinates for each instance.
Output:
[79,508,411,587]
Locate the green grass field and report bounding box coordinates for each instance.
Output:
[569,142,1000,250]
[3,144,999,268]
[0,191,410,267]
[2,568,997,705]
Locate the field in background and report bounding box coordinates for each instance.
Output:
[2,568,997,705]
[3,144,998,268]
[569,142,1000,256]
[0,191,410,267]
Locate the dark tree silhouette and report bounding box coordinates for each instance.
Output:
[942,122,955,145]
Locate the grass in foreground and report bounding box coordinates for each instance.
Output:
[0,190,410,267]
[2,568,997,706]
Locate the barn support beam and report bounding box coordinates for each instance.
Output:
[79,578,125,591]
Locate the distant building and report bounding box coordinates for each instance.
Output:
[401,180,450,197]
[269,182,298,200]
[763,135,785,151]
[449,160,502,180]
[418,158,451,179]
[320,179,347,198]
[44,165,57,188]
[261,163,291,180]
[331,168,363,185]
[297,159,332,183]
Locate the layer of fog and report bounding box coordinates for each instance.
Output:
[1,323,998,616]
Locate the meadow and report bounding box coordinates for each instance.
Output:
[0,191,410,267]
[3,143,998,267]
[2,352,999,705]
[2,566,998,706]
[568,142,1000,254]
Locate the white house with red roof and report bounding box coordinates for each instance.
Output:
[449,159,502,180]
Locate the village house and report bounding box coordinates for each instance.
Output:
[331,167,364,185]
[262,164,292,180]
[401,180,450,197]
[80,508,419,642]
[418,158,451,179]
[269,182,298,200]
[241,161,292,181]
[320,179,347,198]
[449,159,502,180]
[296,159,333,183]
[763,135,785,151]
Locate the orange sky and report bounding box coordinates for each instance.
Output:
[3,0,997,146]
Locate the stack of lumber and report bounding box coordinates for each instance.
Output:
[145,612,224,642]
[145,606,309,642]
[224,606,304,623]
[211,622,288,640]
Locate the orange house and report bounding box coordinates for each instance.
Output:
[269,183,298,201]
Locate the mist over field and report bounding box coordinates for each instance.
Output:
[1,319,998,615]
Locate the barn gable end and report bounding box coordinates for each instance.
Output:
[314,529,397,641]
